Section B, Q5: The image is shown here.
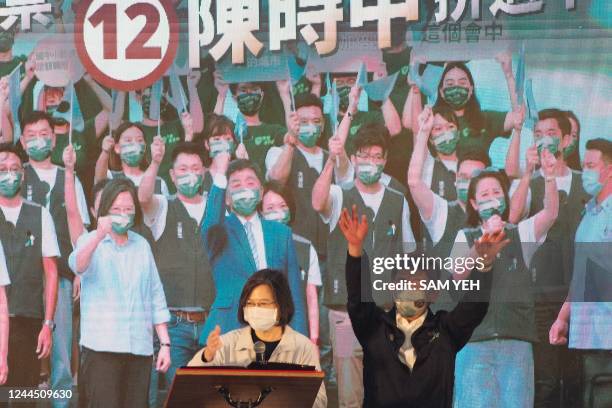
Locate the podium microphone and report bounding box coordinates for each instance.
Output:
[254,341,266,364]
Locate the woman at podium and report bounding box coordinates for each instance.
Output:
[188,269,327,407]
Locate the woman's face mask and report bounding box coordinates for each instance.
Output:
[432,129,459,155]
[455,178,470,203]
[477,197,507,221]
[120,142,145,167]
[109,213,135,235]
[209,139,236,158]
[262,208,290,225]
[442,86,470,110]
[236,92,263,116]
[244,306,278,332]
[563,137,577,159]
[231,188,261,217]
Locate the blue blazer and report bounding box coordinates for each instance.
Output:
[199,184,308,344]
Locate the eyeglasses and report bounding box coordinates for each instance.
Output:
[246,300,276,308]
[355,152,386,162]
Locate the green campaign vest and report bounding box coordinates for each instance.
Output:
[528,171,589,299]
[110,170,163,195]
[431,159,457,202]
[289,149,329,258]
[153,198,215,309]
[293,233,312,298]
[0,201,45,319]
[22,165,73,281]
[325,184,405,308]
[464,225,537,343]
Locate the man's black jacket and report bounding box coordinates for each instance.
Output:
[346,254,491,408]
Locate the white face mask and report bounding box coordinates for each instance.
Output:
[244,306,278,331]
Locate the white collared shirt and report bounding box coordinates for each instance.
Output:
[236,212,267,270]
[396,312,427,369]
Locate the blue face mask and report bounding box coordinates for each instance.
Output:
[582,169,603,197]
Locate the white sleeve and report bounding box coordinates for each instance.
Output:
[74,177,91,226]
[106,169,113,178]
[264,146,283,180]
[421,193,448,247]
[0,242,10,286]
[160,178,171,198]
[307,244,322,286]
[334,162,354,186]
[320,184,343,232]
[41,207,61,258]
[509,179,531,220]
[401,198,416,253]
[518,216,547,267]
[144,195,168,241]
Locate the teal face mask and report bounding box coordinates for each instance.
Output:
[477,197,507,221]
[231,188,261,217]
[262,209,290,225]
[110,213,135,235]
[432,130,459,155]
[236,92,263,116]
[536,136,560,157]
[298,124,322,148]
[563,138,577,159]
[0,171,22,198]
[209,139,236,158]
[25,137,53,162]
[120,143,145,167]
[456,178,469,203]
[357,163,384,185]
[175,173,203,198]
[442,86,470,110]
[582,169,603,197]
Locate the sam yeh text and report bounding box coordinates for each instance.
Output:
[373,279,480,292]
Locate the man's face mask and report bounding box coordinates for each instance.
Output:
[110,213,135,235]
[26,137,53,161]
[477,197,507,221]
[262,208,290,225]
[236,92,263,116]
[0,171,22,198]
[120,143,145,167]
[357,163,384,185]
[175,173,203,198]
[455,178,470,203]
[394,289,428,318]
[209,139,235,158]
[536,136,560,157]
[337,86,351,112]
[442,86,470,110]
[432,129,459,155]
[582,169,604,197]
[231,188,261,217]
[298,124,322,148]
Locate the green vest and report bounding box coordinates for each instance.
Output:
[153,198,215,309]
[0,201,45,319]
[325,184,405,308]
[464,225,537,343]
[292,233,312,298]
[110,170,163,195]
[289,149,329,257]
[431,159,457,202]
[22,165,73,281]
[528,171,589,300]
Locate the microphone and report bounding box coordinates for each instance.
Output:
[254,341,266,364]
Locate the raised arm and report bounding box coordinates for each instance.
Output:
[63,145,86,245]
[276,80,294,130]
[138,136,165,217]
[213,70,228,115]
[329,135,351,183]
[509,144,538,224]
[311,157,335,220]
[70,220,110,273]
[81,74,111,139]
[533,149,559,241]
[187,70,204,135]
[304,67,322,97]
[381,97,402,137]
[94,136,114,185]
[402,82,423,134]
[407,107,435,220]
[0,78,10,144]
[267,119,298,185]
[201,152,230,241]
[336,85,361,146]
[504,106,526,179]
[496,51,518,113]
[110,91,126,131]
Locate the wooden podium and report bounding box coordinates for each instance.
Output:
[164,366,324,407]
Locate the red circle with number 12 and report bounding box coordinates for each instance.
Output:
[75,0,179,91]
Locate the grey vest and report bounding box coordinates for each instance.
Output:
[464,225,537,343]
[0,201,45,319]
[293,233,312,297]
[325,185,405,308]
[153,198,215,309]
[528,171,589,299]
[110,170,163,195]
[431,159,457,202]
[289,149,329,257]
[22,165,73,281]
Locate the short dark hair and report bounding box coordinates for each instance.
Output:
[96,179,143,226]
[261,180,296,224]
[21,111,54,133]
[353,122,389,156]
[202,114,236,142]
[295,93,324,113]
[586,138,612,164]
[227,159,263,184]
[466,170,510,227]
[237,269,295,327]
[170,142,205,166]
[538,109,571,137]
[229,81,265,95]
[0,143,23,164]
[457,145,491,169]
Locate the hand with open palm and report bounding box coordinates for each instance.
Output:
[339,205,369,257]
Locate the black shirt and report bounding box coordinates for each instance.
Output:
[251,329,280,361]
